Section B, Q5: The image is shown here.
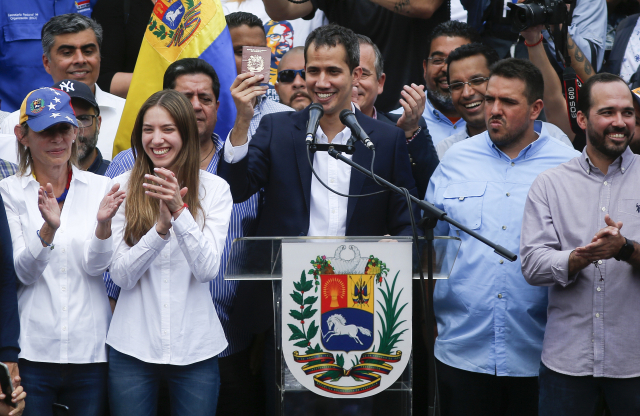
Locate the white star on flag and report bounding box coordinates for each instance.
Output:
[53,97,61,103]
[65,116,74,122]
[47,103,56,110]
[49,88,61,96]
[50,113,61,118]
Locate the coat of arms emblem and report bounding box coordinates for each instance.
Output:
[282,242,412,398]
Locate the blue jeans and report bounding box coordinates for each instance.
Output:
[539,362,640,416]
[108,348,220,416]
[19,359,108,416]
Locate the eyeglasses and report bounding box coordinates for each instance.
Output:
[278,69,305,83]
[427,56,447,66]
[448,77,490,92]
[76,114,98,128]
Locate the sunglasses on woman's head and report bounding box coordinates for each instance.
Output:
[278,69,306,83]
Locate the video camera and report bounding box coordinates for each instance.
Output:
[506,0,570,32]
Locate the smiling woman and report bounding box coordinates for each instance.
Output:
[106,89,233,416]
[0,87,125,416]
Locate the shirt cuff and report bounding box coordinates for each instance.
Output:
[27,232,53,261]
[551,249,575,287]
[90,232,112,253]
[223,129,249,163]
[149,225,171,247]
[170,207,195,236]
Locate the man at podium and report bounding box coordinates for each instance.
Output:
[220,23,419,238]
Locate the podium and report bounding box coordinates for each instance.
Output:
[225,236,461,416]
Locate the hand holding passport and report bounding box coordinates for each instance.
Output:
[241,46,271,85]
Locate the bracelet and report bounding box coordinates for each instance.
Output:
[157,229,168,236]
[524,34,544,48]
[170,203,189,215]
[406,127,421,144]
[37,229,55,250]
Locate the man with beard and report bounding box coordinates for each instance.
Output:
[275,47,312,111]
[52,80,110,175]
[426,59,579,416]
[391,21,480,146]
[521,73,640,416]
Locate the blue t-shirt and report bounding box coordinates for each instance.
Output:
[0,0,96,112]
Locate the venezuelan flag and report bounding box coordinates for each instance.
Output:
[112,0,236,156]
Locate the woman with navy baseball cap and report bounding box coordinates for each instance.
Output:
[0,87,125,416]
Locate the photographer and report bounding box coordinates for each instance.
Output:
[461,0,606,72]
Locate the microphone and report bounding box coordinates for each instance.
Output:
[339,110,375,150]
[305,103,324,146]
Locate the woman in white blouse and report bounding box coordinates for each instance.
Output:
[106,89,232,416]
[0,87,125,416]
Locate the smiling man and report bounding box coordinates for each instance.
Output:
[435,43,573,160]
[222,22,418,237]
[390,21,479,146]
[0,14,124,162]
[521,73,640,416]
[426,58,579,416]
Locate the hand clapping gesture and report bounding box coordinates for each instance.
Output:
[143,168,188,238]
[95,183,126,240]
[38,183,61,231]
[397,83,426,138]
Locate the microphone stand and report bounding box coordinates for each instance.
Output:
[324,146,517,416]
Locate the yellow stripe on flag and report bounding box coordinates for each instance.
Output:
[113,0,227,157]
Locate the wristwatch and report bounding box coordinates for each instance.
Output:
[614,237,635,261]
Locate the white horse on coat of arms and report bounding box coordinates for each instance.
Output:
[322,314,372,345]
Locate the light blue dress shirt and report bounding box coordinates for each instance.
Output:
[426,130,578,376]
[391,97,466,146]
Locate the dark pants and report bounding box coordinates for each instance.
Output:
[108,348,220,416]
[19,359,108,416]
[216,347,262,416]
[539,362,640,416]
[436,359,538,416]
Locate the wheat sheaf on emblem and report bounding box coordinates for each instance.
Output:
[247,55,265,72]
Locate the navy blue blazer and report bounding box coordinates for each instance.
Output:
[219,106,420,237]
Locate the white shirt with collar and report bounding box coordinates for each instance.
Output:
[0,166,113,363]
[106,170,233,365]
[0,84,125,162]
[224,104,355,236]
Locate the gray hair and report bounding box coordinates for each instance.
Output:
[41,14,103,60]
[356,34,384,80]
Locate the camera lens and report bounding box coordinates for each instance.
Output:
[508,3,548,32]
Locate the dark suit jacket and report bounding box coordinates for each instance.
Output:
[377,111,439,200]
[219,106,420,237]
[602,14,640,77]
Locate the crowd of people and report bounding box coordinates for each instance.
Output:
[1,0,640,415]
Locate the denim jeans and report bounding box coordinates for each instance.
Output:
[19,359,108,416]
[539,362,640,416]
[108,348,220,416]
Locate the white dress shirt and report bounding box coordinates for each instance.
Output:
[0,166,113,363]
[106,170,233,365]
[0,85,125,162]
[224,114,353,237]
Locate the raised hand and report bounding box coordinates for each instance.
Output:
[38,183,61,230]
[574,214,625,261]
[97,183,126,224]
[397,84,425,138]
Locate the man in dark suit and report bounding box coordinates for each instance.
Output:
[220,24,419,237]
[354,34,438,200]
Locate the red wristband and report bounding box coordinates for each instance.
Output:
[170,203,188,215]
[524,34,544,48]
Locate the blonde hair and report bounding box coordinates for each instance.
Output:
[124,89,203,246]
[16,122,78,176]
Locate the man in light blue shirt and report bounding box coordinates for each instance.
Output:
[426,58,579,416]
[391,21,480,146]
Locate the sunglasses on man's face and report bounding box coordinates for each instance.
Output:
[278,69,305,83]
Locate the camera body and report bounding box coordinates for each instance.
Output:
[506,0,568,32]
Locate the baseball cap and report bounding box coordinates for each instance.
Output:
[631,86,640,108]
[19,88,78,132]
[52,79,99,114]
